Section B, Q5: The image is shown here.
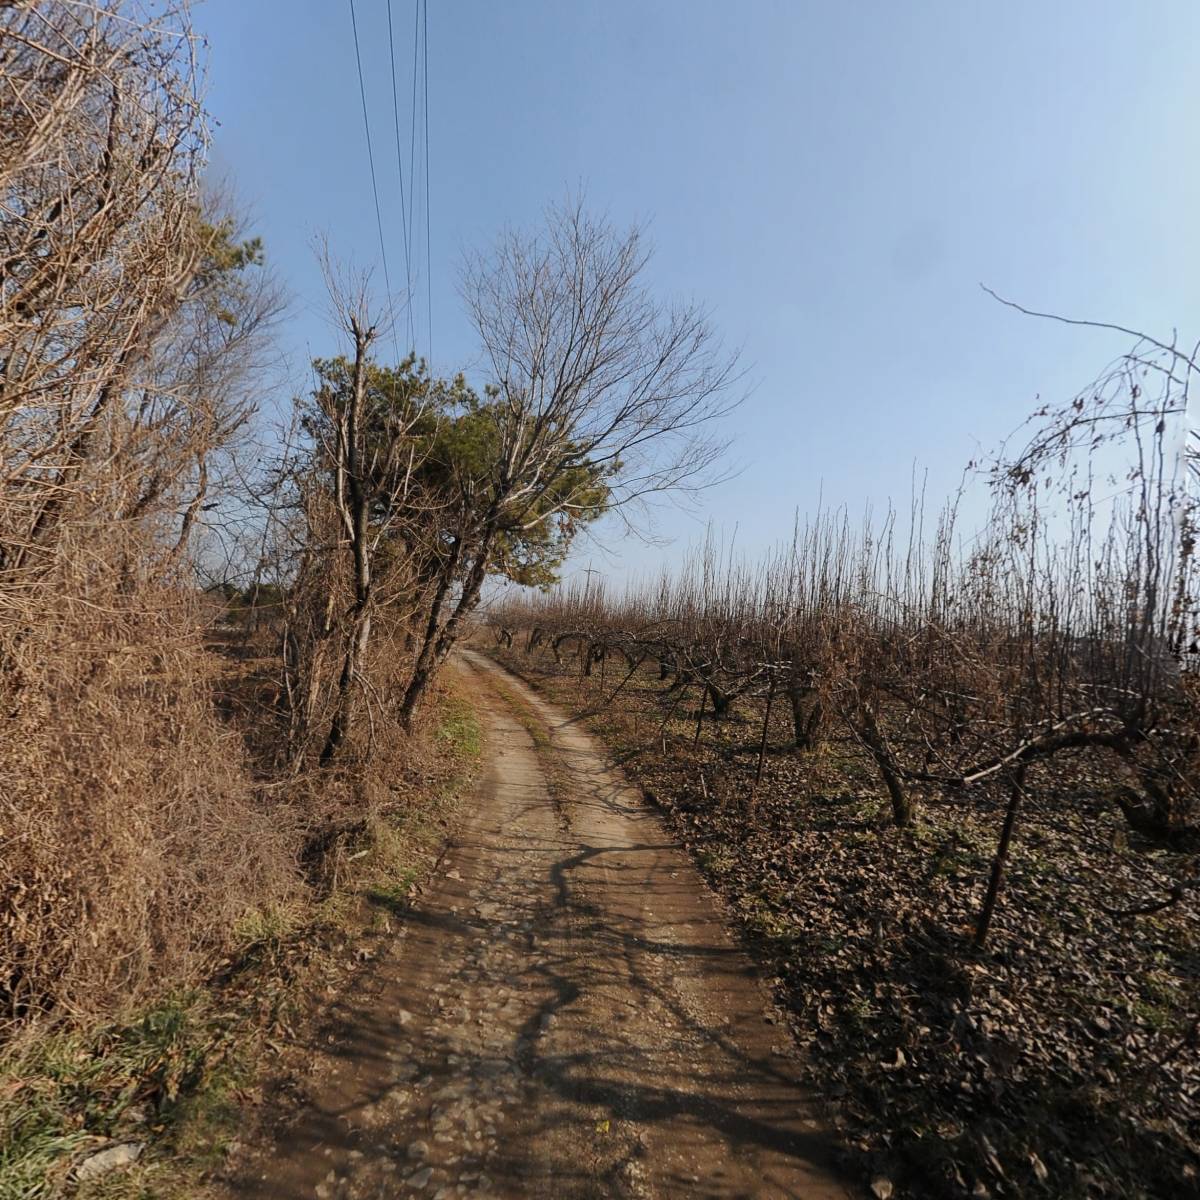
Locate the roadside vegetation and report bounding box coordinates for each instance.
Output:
[0,3,731,1192]
[0,676,482,1199]
[484,338,1200,1199]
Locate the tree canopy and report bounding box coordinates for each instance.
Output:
[303,354,613,591]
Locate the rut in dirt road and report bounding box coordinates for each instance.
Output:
[227,651,853,1199]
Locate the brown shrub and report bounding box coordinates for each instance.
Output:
[0,526,300,1031]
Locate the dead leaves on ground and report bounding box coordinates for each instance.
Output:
[503,652,1200,1200]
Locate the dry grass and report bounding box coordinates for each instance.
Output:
[0,1,298,1035]
[0,673,482,1198]
[0,544,301,1032]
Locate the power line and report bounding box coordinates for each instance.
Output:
[348,0,400,360]
[409,0,420,350]
[422,0,432,368]
[386,0,413,349]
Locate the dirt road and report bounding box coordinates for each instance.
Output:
[228,651,853,1199]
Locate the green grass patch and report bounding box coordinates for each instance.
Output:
[492,683,551,750]
[435,695,483,761]
[0,993,251,1199]
[353,686,484,914]
[365,866,420,912]
[696,845,736,876]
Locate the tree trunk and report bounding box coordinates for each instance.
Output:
[858,703,912,826]
[319,609,372,765]
[974,767,1026,948]
[399,521,496,727]
[397,539,464,728]
[751,675,776,803]
[705,679,732,718]
[787,681,823,750]
[319,318,374,765]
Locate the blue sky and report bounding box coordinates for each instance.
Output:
[199,0,1199,583]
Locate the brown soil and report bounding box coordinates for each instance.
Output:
[221,651,854,1199]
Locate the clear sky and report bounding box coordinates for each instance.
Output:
[198,0,1199,583]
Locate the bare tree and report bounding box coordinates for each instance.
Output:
[0,0,208,581]
[398,201,740,724]
[267,255,437,766]
[316,273,380,764]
